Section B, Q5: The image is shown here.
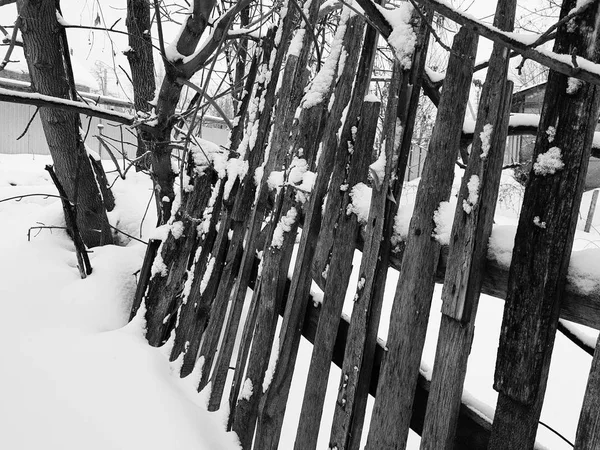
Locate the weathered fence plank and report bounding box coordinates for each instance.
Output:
[229,3,325,438]
[490,1,600,448]
[294,99,380,450]
[143,168,217,346]
[364,24,478,450]
[207,5,300,409]
[253,10,367,449]
[195,33,277,391]
[421,79,513,450]
[584,189,598,233]
[574,336,600,449]
[419,1,516,445]
[327,58,402,450]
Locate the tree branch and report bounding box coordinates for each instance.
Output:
[180,0,254,77]
[0,16,21,71]
[354,0,600,86]
[0,87,135,125]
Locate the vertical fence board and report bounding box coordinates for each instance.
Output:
[294,99,380,450]
[364,26,478,450]
[253,11,366,449]
[490,1,600,448]
[574,336,600,449]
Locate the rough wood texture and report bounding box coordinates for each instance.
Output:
[169,179,225,367]
[253,11,366,449]
[421,79,513,450]
[294,100,380,450]
[226,12,318,418]
[490,1,600,447]
[125,0,155,166]
[422,13,516,445]
[286,280,492,449]
[327,58,402,450]
[574,336,600,449]
[440,1,515,323]
[333,12,433,449]
[229,191,297,448]
[207,9,300,410]
[228,4,322,438]
[584,189,598,233]
[365,25,478,450]
[143,169,216,346]
[196,35,276,391]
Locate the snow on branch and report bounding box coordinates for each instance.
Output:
[178,0,254,78]
[0,88,136,125]
[409,0,600,86]
[354,0,600,86]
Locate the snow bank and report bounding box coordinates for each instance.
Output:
[0,155,240,450]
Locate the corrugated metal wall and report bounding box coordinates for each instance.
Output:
[0,102,230,159]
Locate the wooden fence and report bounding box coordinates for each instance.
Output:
[129,1,600,449]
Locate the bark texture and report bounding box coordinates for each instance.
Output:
[17,0,113,247]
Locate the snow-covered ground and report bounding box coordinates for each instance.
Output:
[0,153,598,449]
[0,155,240,450]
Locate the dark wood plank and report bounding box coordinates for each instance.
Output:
[294,99,380,450]
[421,76,514,449]
[252,11,368,449]
[574,336,600,449]
[490,1,600,447]
[364,23,478,450]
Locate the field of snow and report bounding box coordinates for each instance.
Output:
[0,153,598,449]
[0,155,240,450]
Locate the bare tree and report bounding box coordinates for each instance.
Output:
[15,0,113,247]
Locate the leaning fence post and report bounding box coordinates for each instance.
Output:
[584,189,598,233]
[364,25,478,450]
[490,1,600,448]
[574,335,600,449]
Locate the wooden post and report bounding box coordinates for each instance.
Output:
[490,1,600,448]
[253,11,367,449]
[574,336,600,449]
[206,6,300,409]
[364,26,478,450]
[293,99,380,450]
[584,189,598,232]
[195,33,277,392]
[143,169,216,346]
[420,78,514,450]
[328,7,433,446]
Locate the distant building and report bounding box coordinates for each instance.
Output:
[0,58,229,159]
[508,82,600,190]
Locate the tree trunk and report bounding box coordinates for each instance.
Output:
[125,0,156,170]
[17,0,112,247]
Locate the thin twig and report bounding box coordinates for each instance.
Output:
[407,0,453,53]
[288,0,322,71]
[154,0,168,63]
[178,78,235,129]
[530,0,597,50]
[16,107,39,140]
[538,421,574,448]
[0,193,71,204]
[0,16,21,71]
